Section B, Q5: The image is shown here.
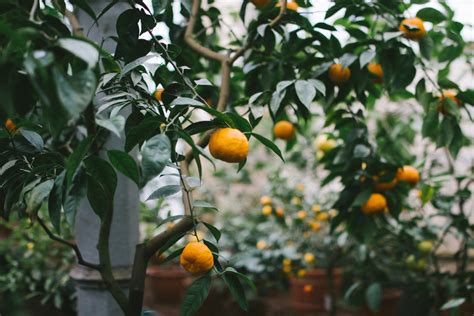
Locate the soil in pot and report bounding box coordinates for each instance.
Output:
[290,268,343,313]
[143,264,192,307]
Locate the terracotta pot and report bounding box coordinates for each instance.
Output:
[362,288,401,316]
[143,265,192,306]
[290,268,343,313]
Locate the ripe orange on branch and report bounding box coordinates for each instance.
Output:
[274,120,295,140]
[399,18,426,40]
[276,1,299,11]
[180,242,214,275]
[154,88,164,102]
[329,63,351,85]
[438,90,461,115]
[4,119,17,133]
[396,166,420,185]
[367,63,384,83]
[361,193,387,214]
[209,128,249,163]
[373,175,397,191]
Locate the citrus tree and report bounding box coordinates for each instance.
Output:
[0,0,472,315]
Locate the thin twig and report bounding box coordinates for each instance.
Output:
[36,217,101,270]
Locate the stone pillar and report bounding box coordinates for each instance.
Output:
[70,2,140,315]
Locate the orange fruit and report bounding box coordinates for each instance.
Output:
[329,63,351,85]
[180,242,214,275]
[297,210,307,220]
[310,221,321,231]
[399,18,426,40]
[304,253,315,264]
[367,63,383,83]
[276,207,285,217]
[260,196,272,205]
[154,88,164,102]
[4,119,17,133]
[396,166,420,185]
[297,269,306,277]
[276,1,299,11]
[274,120,295,140]
[373,175,397,191]
[438,90,461,115]
[303,284,313,293]
[361,193,387,214]
[316,212,329,222]
[209,128,249,163]
[251,0,270,8]
[256,240,267,249]
[262,205,272,216]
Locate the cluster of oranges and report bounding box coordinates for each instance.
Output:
[281,252,315,277]
[361,166,420,214]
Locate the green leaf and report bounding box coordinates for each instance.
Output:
[96,116,125,138]
[19,129,44,152]
[251,133,284,161]
[147,185,181,200]
[66,137,92,188]
[458,89,474,105]
[222,267,257,293]
[48,172,65,234]
[365,283,382,312]
[295,80,316,109]
[419,36,433,60]
[181,275,212,316]
[53,67,97,120]
[360,50,376,68]
[107,150,139,186]
[353,144,371,158]
[26,180,54,213]
[193,200,218,212]
[58,38,99,68]
[352,188,372,207]
[202,222,221,242]
[119,55,154,79]
[85,156,117,219]
[170,97,204,107]
[140,134,171,187]
[440,298,466,310]
[422,109,439,138]
[416,8,446,24]
[157,215,185,228]
[222,272,248,311]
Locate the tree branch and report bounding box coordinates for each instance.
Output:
[96,205,130,315]
[184,0,227,62]
[36,216,101,270]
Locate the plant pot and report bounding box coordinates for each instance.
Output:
[362,288,401,316]
[289,267,343,313]
[143,265,192,306]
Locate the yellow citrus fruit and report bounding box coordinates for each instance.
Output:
[373,175,397,191]
[416,258,427,270]
[367,63,383,83]
[4,119,17,133]
[303,253,315,264]
[406,255,417,269]
[154,88,164,101]
[273,120,295,140]
[262,205,272,216]
[399,18,426,40]
[297,210,307,220]
[316,212,329,222]
[291,197,302,205]
[361,193,387,214]
[329,63,351,85]
[283,258,292,266]
[276,207,285,217]
[260,196,272,206]
[209,128,249,163]
[180,242,214,275]
[396,166,420,185]
[297,269,306,277]
[315,135,336,153]
[256,240,267,249]
[283,265,292,273]
[26,242,34,251]
[286,1,299,11]
[310,221,321,231]
[251,0,270,8]
[328,209,338,217]
[311,204,321,212]
[418,240,434,254]
[303,284,313,293]
[438,90,461,115]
